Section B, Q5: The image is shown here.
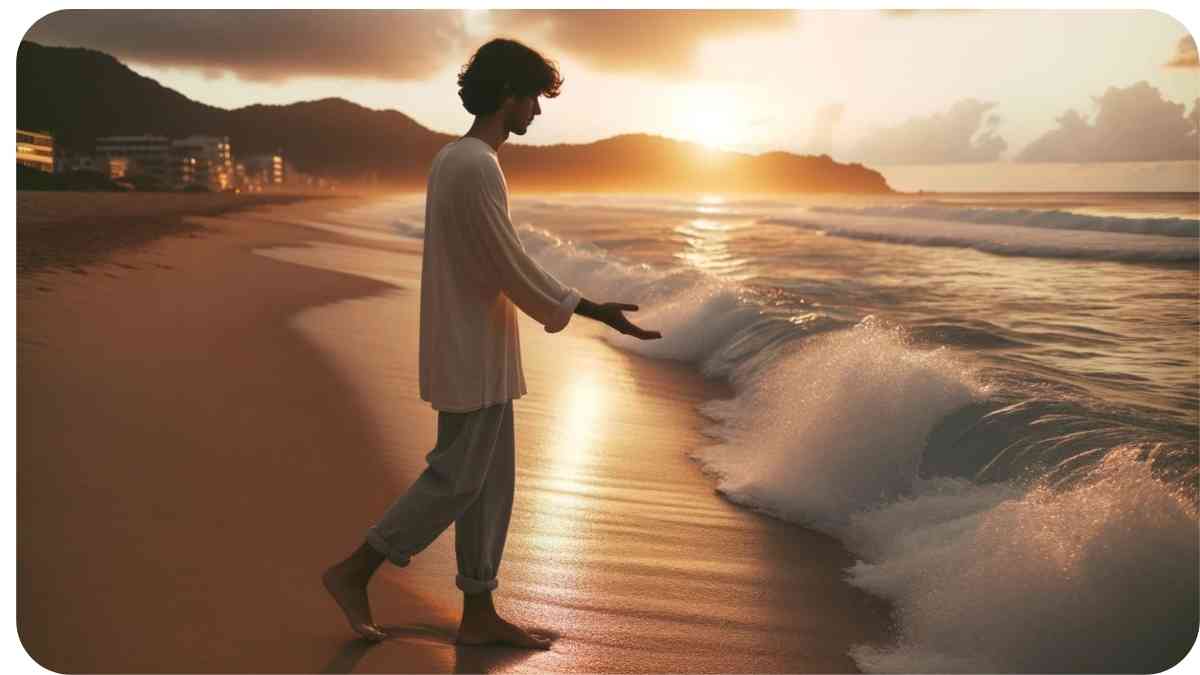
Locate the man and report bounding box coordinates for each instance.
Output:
[322,38,661,650]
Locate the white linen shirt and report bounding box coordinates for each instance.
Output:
[418,137,582,412]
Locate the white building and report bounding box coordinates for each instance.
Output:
[96,135,171,184]
[17,129,54,172]
[56,153,129,178]
[171,135,233,191]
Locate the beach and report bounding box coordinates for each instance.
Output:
[16,191,335,275]
[17,193,893,673]
[17,10,1200,673]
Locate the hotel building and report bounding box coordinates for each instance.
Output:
[96,135,171,184]
[171,135,233,191]
[241,153,285,189]
[17,129,54,172]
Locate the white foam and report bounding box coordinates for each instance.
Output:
[543,248,1200,672]
[687,319,985,529]
[813,204,1199,238]
[769,211,1198,262]
[846,447,1198,673]
[602,285,763,362]
[343,195,1200,672]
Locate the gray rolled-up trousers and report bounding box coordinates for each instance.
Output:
[365,400,515,594]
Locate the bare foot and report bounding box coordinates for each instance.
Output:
[456,613,553,650]
[322,564,387,642]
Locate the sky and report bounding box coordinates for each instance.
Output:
[22,9,1200,191]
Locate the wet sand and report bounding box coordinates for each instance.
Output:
[17,195,893,672]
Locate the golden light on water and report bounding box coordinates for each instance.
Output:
[529,372,610,518]
[697,194,727,214]
[522,371,611,598]
[556,371,606,463]
[673,217,754,280]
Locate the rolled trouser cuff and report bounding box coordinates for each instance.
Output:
[456,573,498,594]
[365,528,412,568]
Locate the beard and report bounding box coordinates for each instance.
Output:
[507,112,532,135]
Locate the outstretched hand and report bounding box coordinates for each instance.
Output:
[596,303,662,340]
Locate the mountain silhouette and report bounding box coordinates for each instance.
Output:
[17,40,893,193]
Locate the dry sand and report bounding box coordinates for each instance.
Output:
[17,190,337,274]
[17,193,893,673]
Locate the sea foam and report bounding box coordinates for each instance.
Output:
[812,203,1200,238]
[385,202,1199,673]
[688,320,984,528]
[516,222,1198,672]
[766,211,1199,262]
[846,447,1198,673]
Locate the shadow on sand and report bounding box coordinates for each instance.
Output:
[321,623,562,674]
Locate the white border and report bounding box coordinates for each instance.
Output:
[5,3,1199,675]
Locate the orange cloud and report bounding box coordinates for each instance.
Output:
[487,10,798,77]
[24,10,469,82]
[1165,34,1198,68]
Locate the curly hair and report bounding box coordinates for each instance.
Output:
[457,38,563,116]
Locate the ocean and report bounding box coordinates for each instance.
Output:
[315,190,1198,673]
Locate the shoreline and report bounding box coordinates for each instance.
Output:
[250,211,898,671]
[17,194,894,672]
[17,195,418,672]
[17,190,350,276]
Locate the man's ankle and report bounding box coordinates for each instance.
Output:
[462,590,496,615]
[342,541,384,579]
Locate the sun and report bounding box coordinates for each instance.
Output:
[678,109,743,150]
[669,84,747,151]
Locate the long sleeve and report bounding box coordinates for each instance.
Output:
[459,158,581,333]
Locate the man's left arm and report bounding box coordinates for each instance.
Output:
[461,161,582,333]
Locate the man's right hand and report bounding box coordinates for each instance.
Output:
[576,298,662,340]
[597,302,662,340]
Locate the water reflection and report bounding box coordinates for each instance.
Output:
[558,372,604,463]
[524,372,609,600]
[697,193,727,215]
[672,218,754,280]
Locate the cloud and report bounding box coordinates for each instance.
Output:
[1016,81,1199,162]
[23,9,800,82]
[804,103,844,156]
[23,10,469,82]
[847,99,1007,165]
[486,10,798,77]
[881,10,980,18]
[1165,34,1198,68]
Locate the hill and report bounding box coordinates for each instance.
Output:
[17,40,893,194]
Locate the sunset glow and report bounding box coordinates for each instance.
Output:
[14,7,1200,674]
[555,372,605,465]
[26,9,1194,190]
[672,93,746,150]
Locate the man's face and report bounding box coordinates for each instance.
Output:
[503,94,541,136]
